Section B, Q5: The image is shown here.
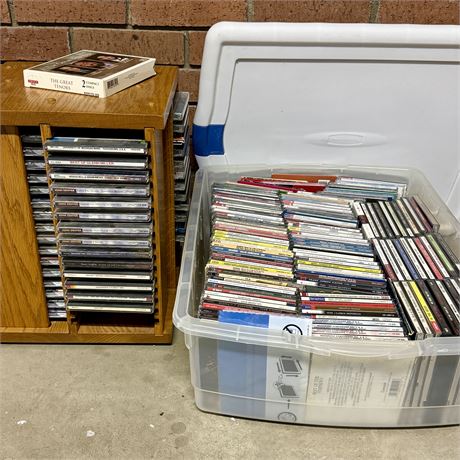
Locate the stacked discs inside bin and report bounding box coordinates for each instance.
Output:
[173,92,192,245]
[22,133,66,320]
[199,182,298,320]
[44,137,155,314]
[353,191,460,339]
[284,179,406,340]
[197,174,460,342]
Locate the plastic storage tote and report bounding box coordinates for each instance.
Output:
[173,23,460,427]
[174,164,460,427]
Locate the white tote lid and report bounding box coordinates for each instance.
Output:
[193,22,460,218]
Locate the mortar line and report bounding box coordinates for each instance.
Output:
[184,30,190,68]
[247,0,254,22]
[126,0,133,29]
[68,26,74,52]
[7,0,17,26]
[369,0,381,23]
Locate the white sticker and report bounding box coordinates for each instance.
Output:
[265,316,312,423]
[304,354,414,425]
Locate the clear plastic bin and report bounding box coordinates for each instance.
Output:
[173,164,460,427]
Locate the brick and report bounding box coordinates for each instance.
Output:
[131,0,246,26]
[1,0,10,24]
[72,28,184,65]
[379,0,459,25]
[178,68,200,102]
[253,0,370,22]
[0,27,69,61]
[189,31,206,66]
[14,0,126,24]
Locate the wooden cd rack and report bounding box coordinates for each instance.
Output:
[0,62,177,343]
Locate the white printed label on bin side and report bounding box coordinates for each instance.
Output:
[306,354,414,410]
[265,316,311,424]
[218,311,311,423]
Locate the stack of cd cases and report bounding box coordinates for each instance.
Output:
[353,196,460,340]
[44,136,155,314]
[22,133,66,320]
[173,92,193,244]
[197,174,459,343]
[199,182,297,320]
[282,189,405,341]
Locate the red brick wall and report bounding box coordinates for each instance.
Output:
[1,0,458,117]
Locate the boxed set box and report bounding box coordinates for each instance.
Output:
[23,50,156,98]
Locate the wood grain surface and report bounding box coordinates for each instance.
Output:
[0,63,177,343]
[0,126,49,327]
[1,62,177,130]
[0,288,175,343]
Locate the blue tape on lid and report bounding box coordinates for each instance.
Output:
[192,124,225,157]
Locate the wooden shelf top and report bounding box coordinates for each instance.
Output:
[1,62,177,130]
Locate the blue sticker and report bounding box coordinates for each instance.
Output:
[192,124,225,157]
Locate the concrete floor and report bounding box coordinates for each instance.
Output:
[1,332,459,460]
